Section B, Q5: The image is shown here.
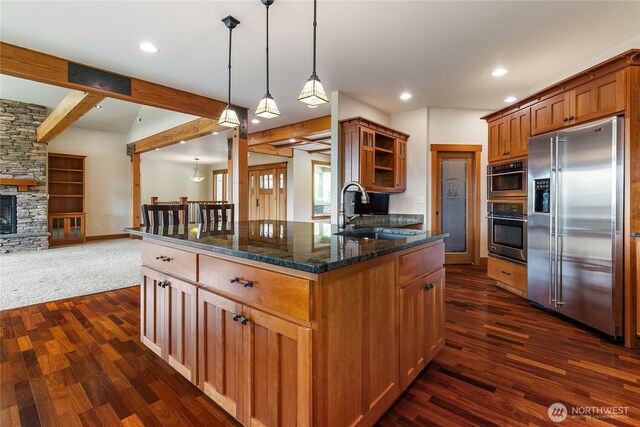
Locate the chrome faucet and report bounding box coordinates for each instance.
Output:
[338,181,370,229]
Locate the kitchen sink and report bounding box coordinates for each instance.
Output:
[334,228,424,240]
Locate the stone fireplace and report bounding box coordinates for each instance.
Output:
[0,99,49,252]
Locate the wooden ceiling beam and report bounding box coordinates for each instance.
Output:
[307,148,331,154]
[130,118,222,154]
[249,145,293,158]
[0,42,228,119]
[247,115,331,146]
[36,90,104,143]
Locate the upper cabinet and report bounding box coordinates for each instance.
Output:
[485,50,637,164]
[488,108,530,163]
[340,117,409,193]
[531,70,626,136]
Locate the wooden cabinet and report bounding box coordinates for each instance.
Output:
[341,117,410,193]
[399,267,445,389]
[487,255,527,298]
[244,307,311,427]
[198,288,244,419]
[394,139,407,191]
[531,70,626,136]
[138,237,446,426]
[488,108,530,163]
[198,287,311,426]
[140,266,198,383]
[566,69,626,126]
[48,153,86,245]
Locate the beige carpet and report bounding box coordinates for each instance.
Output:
[0,239,141,310]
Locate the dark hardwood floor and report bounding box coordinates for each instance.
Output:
[1,265,638,426]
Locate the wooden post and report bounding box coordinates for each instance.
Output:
[131,153,141,227]
[179,197,188,204]
[228,128,248,221]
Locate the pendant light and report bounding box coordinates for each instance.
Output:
[255,0,281,119]
[218,16,241,127]
[298,0,328,107]
[190,158,204,183]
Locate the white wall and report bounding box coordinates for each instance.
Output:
[389,107,429,219]
[140,156,211,204]
[428,108,492,257]
[49,127,131,236]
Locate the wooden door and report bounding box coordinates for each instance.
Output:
[165,276,198,383]
[425,268,446,361]
[394,139,407,191]
[399,277,428,389]
[248,163,287,221]
[140,266,166,358]
[360,128,375,188]
[243,307,311,427]
[568,69,626,125]
[198,288,244,419]
[432,152,476,264]
[531,93,568,135]
[507,108,530,159]
[488,117,507,163]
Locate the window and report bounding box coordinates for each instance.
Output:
[212,169,228,202]
[312,161,331,219]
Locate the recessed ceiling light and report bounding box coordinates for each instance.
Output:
[289,138,296,142]
[180,140,186,144]
[251,119,260,124]
[139,42,158,53]
[504,96,517,103]
[400,92,412,100]
[94,105,102,109]
[155,148,159,151]
[492,68,508,77]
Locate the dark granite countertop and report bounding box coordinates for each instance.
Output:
[125,221,447,274]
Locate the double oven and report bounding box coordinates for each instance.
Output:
[487,159,527,263]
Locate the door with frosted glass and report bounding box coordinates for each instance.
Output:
[248,163,287,221]
[434,152,474,264]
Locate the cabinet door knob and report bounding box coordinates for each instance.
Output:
[232,313,241,322]
[568,116,575,121]
[424,283,434,291]
[239,316,249,325]
[157,280,170,288]
[563,117,569,122]
[501,270,512,276]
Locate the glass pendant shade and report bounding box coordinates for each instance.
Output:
[298,74,329,106]
[190,158,204,183]
[255,93,281,118]
[218,107,240,127]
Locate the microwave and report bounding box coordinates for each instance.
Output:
[487,159,527,198]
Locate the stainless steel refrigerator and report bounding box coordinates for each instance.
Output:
[527,116,623,338]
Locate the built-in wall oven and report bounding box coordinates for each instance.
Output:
[488,201,527,263]
[487,159,527,198]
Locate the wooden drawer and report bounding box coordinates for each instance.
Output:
[399,241,445,285]
[142,240,197,282]
[198,255,311,322]
[487,256,527,293]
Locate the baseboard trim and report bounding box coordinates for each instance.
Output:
[86,233,129,241]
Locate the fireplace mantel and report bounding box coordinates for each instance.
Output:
[0,178,39,192]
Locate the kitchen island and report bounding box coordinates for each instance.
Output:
[126,221,447,427]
